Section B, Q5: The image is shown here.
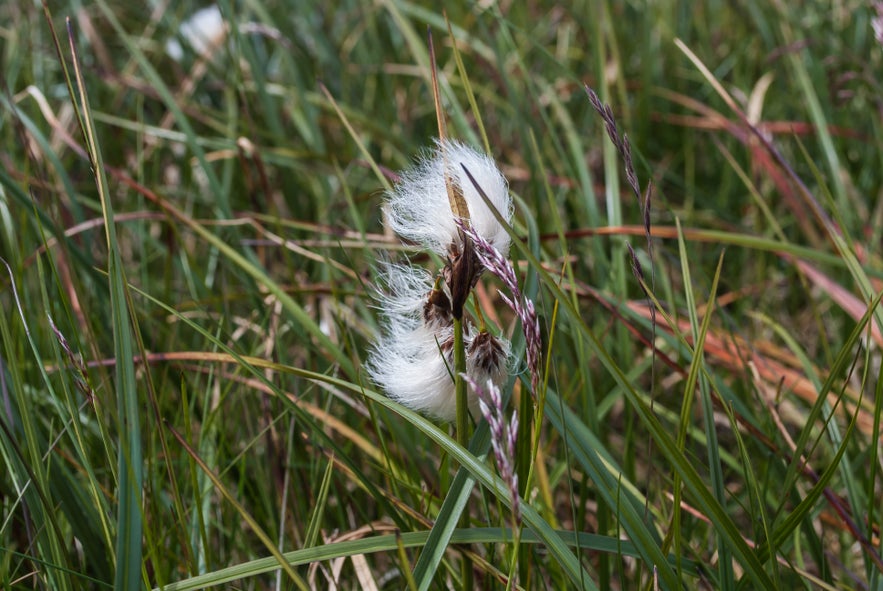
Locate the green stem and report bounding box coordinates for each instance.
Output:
[516,385,534,585]
[454,317,469,448]
[452,316,473,590]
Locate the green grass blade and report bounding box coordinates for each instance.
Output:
[155,527,701,591]
[64,20,143,591]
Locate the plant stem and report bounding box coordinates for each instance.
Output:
[452,316,473,590]
[517,384,534,585]
[454,317,469,447]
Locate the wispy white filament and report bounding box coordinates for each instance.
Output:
[367,264,511,421]
[386,139,513,257]
[373,262,435,319]
[369,140,513,421]
[368,323,461,420]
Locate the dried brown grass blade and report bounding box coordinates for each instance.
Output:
[428,27,469,222]
[625,301,878,439]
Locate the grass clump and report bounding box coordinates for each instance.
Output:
[1,1,882,589]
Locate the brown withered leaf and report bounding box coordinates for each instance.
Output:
[444,170,470,221]
[445,238,481,320]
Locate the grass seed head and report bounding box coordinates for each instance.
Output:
[385,139,512,258]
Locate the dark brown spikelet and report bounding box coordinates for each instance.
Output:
[424,286,453,329]
[469,331,507,377]
[444,236,483,320]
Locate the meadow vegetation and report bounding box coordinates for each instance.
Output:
[1,1,882,589]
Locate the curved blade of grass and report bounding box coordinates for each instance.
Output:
[411,448,479,588]
[544,388,679,589]
[758,305,863,531]
[304,454,336,550]
[757,289,883,568]
[794,137,883,335]
[496,238,776,588]
[166,425,308,589]
[773,15,847,212]
[720,400,780,583]
[395,529,420,591]
[676,227,733,588]
[64,19,143,591]
[155,527,701,591]
[870,355,883,586]
[319,83,392,193]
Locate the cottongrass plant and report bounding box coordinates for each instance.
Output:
[367,140,514,422]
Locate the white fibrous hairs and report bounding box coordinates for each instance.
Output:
[368,140,514,421]
[385,139,513,257]
[367,263,510,421]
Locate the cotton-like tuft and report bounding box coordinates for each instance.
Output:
[367,323,461,421]
[367,322,510,422]
[373,263,435,319]
[368,140,513,421]
[166,5,226,61]
[367,261,511,421]
[385,140,513,257]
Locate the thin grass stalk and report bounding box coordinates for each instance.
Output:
[504,523,524,591]
[454,318,470,448]
[871,354,883,587]
[396,530,420,591]
[64,18,145,589]
[695,253,734,587]
[452,315,473,590]
[516,388,533,584]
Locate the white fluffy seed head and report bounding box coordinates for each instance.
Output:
[369,140,513,422]
[366,263,456,420]
[367,322,462,421]
[367,260,511,421]
[373,263,434,319]
[385,139,513,257]
[367,317,511,422]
